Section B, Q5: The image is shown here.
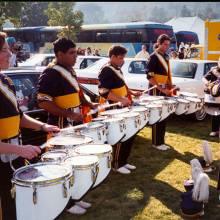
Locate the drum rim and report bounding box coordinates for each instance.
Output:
[100,107,130,116]
[41,150,68,160]
[74,144,112,157]
[64,155,99,169]
[12,162,72,187]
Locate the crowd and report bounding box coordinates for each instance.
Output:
[77,47,101,56]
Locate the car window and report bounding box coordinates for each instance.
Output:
[204,62,218,75]
[41,56,55,66]
[170,61,198,78]
[11,74,38,111]
[128,61,147,74]
[80,59,87,69]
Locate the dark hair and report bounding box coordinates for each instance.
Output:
[53,37,76,55]
[108,45,127,58]
[0,32,7,50]
[154,34,171,50]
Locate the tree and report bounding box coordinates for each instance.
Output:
[77,3,108,24]
[0,2,25,28]
[149,6,169,23]
[21,2,49,27]
[45,2,83,41]
[180,5,192,17]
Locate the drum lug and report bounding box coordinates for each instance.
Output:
[144,112,147,120]
[123,123,126,130]
[69,174,74,188]
[107,154,112,168]
[120,123,123,132]
[33,185,37,205]
[92,165,99,183]
[11,182,16,199]
[98,131,101,140]
[63,181,68,198]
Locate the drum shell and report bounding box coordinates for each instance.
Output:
[175,99,190,115]
[130,107,149,130]
[64,155,99,200]
[115,113,141,141]
[103,118,126,145]
[185,97,202,115]
[12,163,72,220]
[74,144,112,188]
[41,150,68,163]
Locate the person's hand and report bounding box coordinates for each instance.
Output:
[90,102,99,110]
[133,91,142,97]
[16,145,41,160]
[41,124,60,133]
[67,112,83,123]
[162,88,172,96]
[120,97,131,107]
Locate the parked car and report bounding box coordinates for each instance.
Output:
[76,58,218,120]
[3,68,99,146]
[18,53,104,71]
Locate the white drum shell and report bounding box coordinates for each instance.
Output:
[175,99,190,115]
[115,113,141,141]
[130,107,149,130]
[103,118,126,145]
[64,155,99,200]
[185,97,202,115]
[74,144,112,187]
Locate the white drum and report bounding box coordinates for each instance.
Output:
[100,107,130,116]
[184,97,203,114]
[130,106,149,129]
[115,112,141,141]
[11,163,72,220]
[71,122,108,144]
[64,155,99,200]
[165,98,178,114]
[46,134,93,150]
[152,100,170,122]
[139,95,165,103]
[102,117,126,145]
[41,150,68,163]
[178,91,198,98]
[74,144,112,187]
[175,98,190,115]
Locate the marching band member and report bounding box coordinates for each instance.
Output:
[202,58,220,137]
[0,32,59,220]
[146,34,176,151]
[37,37,98,215]
[98,45,141,174]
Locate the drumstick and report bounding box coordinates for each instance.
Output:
[142,85,157,94]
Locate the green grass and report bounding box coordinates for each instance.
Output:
[58,115,220,220]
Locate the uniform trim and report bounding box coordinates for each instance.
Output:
[54,93,80,109]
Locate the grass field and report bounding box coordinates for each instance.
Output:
[58,115,220,220]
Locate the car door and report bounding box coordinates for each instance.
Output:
[123,60,149,91]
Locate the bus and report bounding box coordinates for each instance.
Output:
[175,31,199,47]
[4,22,177,56]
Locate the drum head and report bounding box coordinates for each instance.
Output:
[140,95,164,102]
[41,151,67,160]
[176,98,190,103]
[103,117,124,123]
[116,112,140,118]
[64,155,99,167]
[179,91,198,98]
[73,122,104,130]
[47,135,93,146]
[13,163,71,184]
[74,144,112,155]
[185,97,201,103]
[100,108,129,116]
[130,106,148,112]
[92,116,108,122]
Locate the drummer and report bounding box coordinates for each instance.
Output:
[146,34,175,151]
[37,37,98,215]
[202,58,220,137]
[98,45,142,174]
[0,32,60,220]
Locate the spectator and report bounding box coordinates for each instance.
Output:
[170,51,179,60]
[178,47,185,59]
[85,47,92,56]
[135,44,150,60]
[6,37,17,67]
[93,49,100,56]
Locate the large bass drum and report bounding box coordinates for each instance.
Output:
[11,163,72,220]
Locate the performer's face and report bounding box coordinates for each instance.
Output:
[111,54,125,67]
[57,47,77,67]
[0,42,12,70]
[159,40,170,53]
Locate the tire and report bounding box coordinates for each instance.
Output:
[192,106,207,121]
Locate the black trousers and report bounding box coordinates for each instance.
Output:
[152,119,166,146]
[112,135,136,169]
[0,158,24,220]
[211,115,220,132]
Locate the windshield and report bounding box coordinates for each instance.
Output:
[82,57,109,71]
[170,61,198,79]
[20,54,47,66]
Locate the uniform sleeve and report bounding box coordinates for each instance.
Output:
[146,55,157,80]
[37,69,61,103]
[203,69,217,82]
[98,67,114,99]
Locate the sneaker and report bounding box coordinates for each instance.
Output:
[117,167,131,174]
[67,205,87,215]
[162,144,170,149]
[209,131,218,137]
[75,200,92,209]
[152,144,168,151]
[124,164,136,170]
